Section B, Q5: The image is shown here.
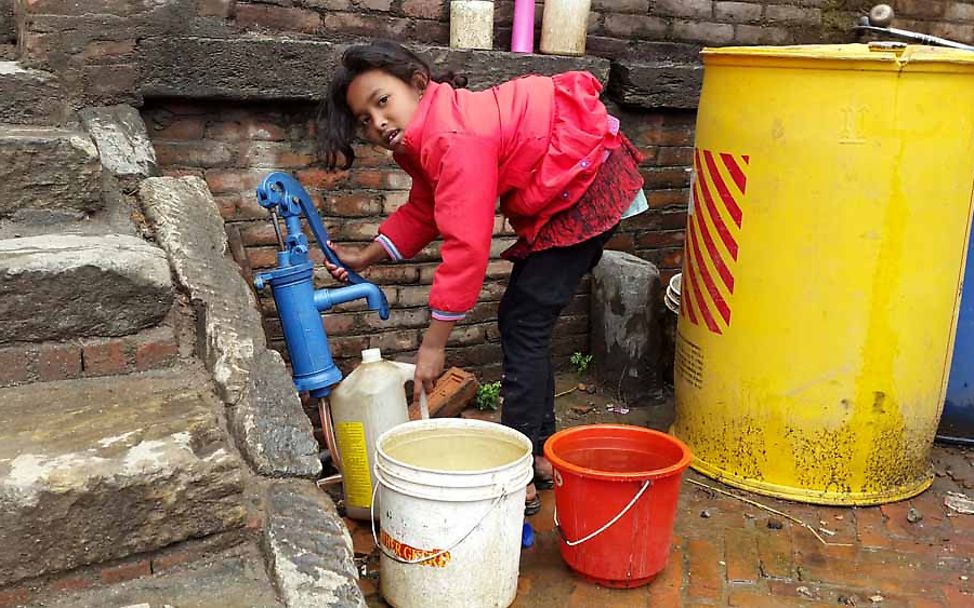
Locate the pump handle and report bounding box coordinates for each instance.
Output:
[256,172,374,286]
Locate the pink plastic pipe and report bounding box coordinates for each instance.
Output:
[511,0,534,53]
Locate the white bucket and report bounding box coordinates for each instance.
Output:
[373,419,533,608]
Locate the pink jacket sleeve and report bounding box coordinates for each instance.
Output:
[426,134,499,320]
[376,170,438,261]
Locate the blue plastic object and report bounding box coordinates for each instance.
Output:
[254,172,390,398]
[521,522,534,549]
[939,234,974,445]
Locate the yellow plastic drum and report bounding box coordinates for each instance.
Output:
[672,44,974,505]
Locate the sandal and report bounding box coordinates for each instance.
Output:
[524,493,542,517]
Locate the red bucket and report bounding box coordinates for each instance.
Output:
[543,424,692,588]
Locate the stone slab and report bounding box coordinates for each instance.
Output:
[233,349,322,478]
[0,126,102,219]
[80,105,159,179]
[139,37,611,100]
[263,480,365,608]
[140,177,320,478]
[590,250,663,404]
[0,233,173,343]
[0,61,71,125]
[607,42,703,109]
[0,369,248,586]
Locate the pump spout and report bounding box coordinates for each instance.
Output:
[314,282,391,320]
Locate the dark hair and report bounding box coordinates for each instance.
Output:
[317,40,467,170]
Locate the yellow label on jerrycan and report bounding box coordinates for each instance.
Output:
[329,348,413,520]
[672,44,974,505]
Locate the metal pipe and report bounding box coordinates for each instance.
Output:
[854,24,974,51]
[318,397,344,475]
[313,282,388,315]
[270,210,286,251]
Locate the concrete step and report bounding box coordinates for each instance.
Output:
[0,234,173,344]
[0,125,102,221]
[0,62,71,125]
[0,367,249,586]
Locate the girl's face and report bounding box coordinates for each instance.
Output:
[346,69,424,152]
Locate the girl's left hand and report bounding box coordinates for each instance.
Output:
[414,343,445,404]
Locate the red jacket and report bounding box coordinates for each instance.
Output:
[376,71,623,320]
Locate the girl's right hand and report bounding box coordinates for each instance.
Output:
[325,240,369,283]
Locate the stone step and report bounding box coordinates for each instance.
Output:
[0,367,249,587]
[0,62,72,125]
[0,125,102,221]
[0,233,173,344]
[30,542,284,608]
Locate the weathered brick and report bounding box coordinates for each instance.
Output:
[946,2,974,23]
[602,14,667,39]
[0,588,29,608]
[0,347,31,386]
[643,166,692,189]
[81,39,136,61]
[199,0,236,18]
[85,63,139,100]
[402,0,446,19]
[648,189,690,209]
[672,20,735,44]
[734,24,791,44]
[82,338,129,376]
[133,326,178,371]
[931,21,974,43]
[153,141,234,168]
[50,573,97,593]
[322,12,412,38]
[756,526,795,579]
[295,168,350,190]
[368,329,420,352]
[590,0,648,12]
[765,4,821,25]
[687,538,722,600]
[151,116,207,140]
[714,1,762,22]
[725,529,760,583]
[896,0,947,20]
[235,3,323,33]
[99,558,151,584]
[37,343,82,382]
[657,146,694,166]
[240,141,315,168]
[350,167,411,190]
[654,0,712,18]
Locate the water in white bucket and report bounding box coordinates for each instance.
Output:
[374,419,533,608]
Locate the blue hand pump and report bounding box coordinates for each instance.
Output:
[253,172,390,399]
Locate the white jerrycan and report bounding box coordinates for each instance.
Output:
[329,348,428,521]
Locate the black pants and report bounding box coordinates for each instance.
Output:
[498,227,617,456]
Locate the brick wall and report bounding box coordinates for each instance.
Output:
[220,0,974,57]
[142,99,694,379]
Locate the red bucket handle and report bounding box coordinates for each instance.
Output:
[554,479,653,547]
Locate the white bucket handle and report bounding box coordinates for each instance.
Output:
[554,479,652,547]
[392,361,429,419]
[369,473,510,565]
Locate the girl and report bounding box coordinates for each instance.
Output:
[319,41,646,515]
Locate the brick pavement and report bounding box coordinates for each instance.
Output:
[352,444,974,607]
